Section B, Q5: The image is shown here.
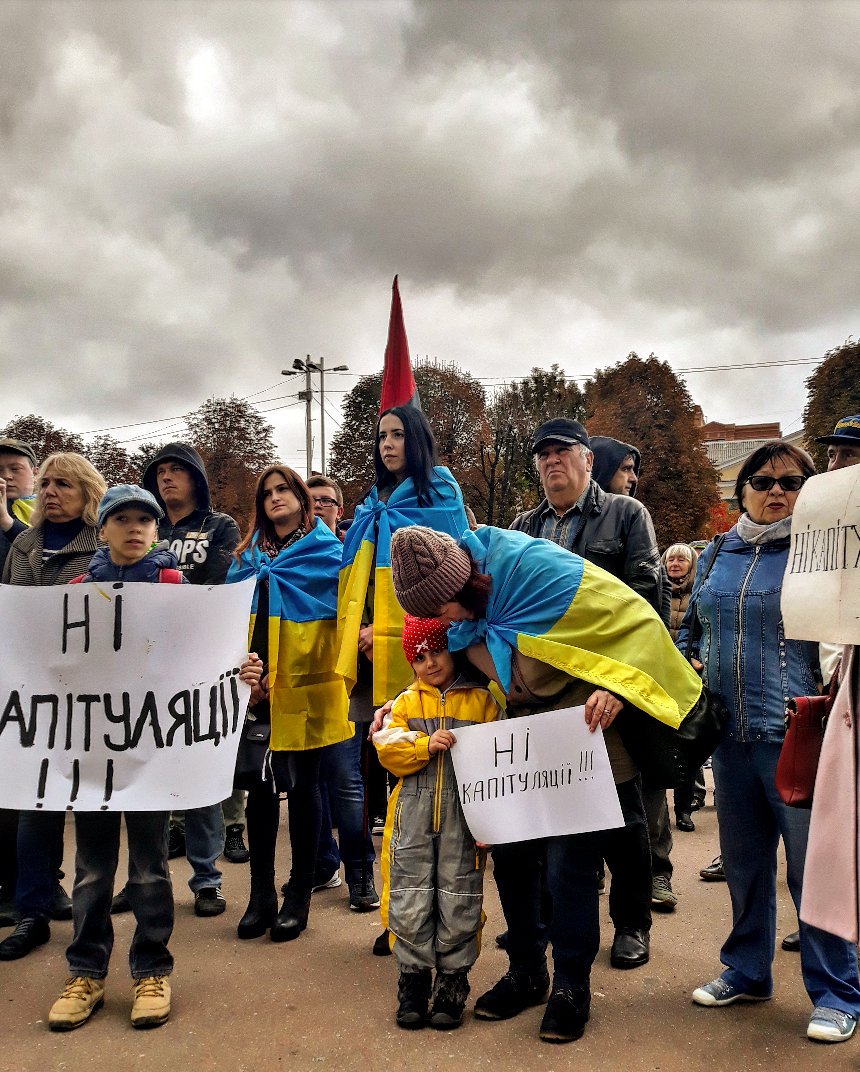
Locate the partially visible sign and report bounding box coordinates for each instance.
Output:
[449,706,624,844]
[0,579,255,810]
[782,465,860,644]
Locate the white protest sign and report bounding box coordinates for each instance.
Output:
[782,465,860,644]
[0,578,255,811]
[449,706,624,844]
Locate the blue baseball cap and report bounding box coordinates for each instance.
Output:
[97,485,164,528]
[816,414,860,447]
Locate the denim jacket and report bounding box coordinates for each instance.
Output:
[676,527,820,743]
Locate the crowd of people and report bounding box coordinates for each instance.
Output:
[0,406,858,1046]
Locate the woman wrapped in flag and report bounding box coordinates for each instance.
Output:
[387,522,704,1041]
[228,466,352,944]
[337,406,470,708]
[337,405,470,955]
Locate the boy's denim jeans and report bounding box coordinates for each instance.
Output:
[67,811,174,980]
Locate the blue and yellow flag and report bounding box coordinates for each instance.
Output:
[448,527,703,729]
[227,519,352,752]
[11,497,35,526]
[337,466,468,705]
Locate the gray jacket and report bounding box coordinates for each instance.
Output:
[511,480,663,616]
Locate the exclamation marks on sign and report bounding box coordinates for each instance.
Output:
[66,759,81,810]
[100,759,114,810]
[579,751,594,780]
[35,759,49,808]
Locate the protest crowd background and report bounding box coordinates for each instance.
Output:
[0,319,859,1061]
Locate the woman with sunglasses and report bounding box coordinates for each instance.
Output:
[679,442,860,1043]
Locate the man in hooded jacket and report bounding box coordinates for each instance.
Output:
[137,443,242,915]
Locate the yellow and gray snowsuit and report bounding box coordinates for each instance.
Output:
[375,675,502,973]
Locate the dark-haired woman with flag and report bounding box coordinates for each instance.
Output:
[227,465,352,943]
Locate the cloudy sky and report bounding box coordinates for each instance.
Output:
[1,0,857,470]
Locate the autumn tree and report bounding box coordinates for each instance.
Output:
[328,360,489,516]
[83,435,136,485]
[184,396,278,531]
[2,415,85,461]
[583,353,719,547]
[802,338,860,471]
[476,366,586,526]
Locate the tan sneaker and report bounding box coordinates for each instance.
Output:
[49,976,105,1031]
[130,975,171,1029]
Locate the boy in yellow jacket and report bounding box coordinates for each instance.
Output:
[374,615,501,1031]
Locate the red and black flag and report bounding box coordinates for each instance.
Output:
[379,275,421,413]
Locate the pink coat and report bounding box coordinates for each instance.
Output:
[800,646,860,942]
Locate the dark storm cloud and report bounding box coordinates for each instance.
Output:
[0,0,857,454]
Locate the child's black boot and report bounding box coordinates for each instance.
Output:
[429,969,470,1029]
[396,969,432,1029]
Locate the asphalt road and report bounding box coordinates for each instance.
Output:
[1,786,854,1072]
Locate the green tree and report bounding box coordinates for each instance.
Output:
[802,338,860,471]
[184,396,278,531]
[328,360,489,516]
[583,353,719,547]
[2,415,85,462]
[476,366,585,526]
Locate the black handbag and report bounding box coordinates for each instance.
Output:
[617,534,728,790]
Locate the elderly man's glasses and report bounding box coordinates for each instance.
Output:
[745,475,806,493]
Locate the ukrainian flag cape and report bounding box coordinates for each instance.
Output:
[448,527,703,728]
[11,497,35,525]
[227,519,352,751]
[337,466,468,705]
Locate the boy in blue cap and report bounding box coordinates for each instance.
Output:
[49,486,186,1032]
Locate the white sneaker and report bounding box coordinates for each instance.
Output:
[807,1007,857,1043]
[312,870,342,892]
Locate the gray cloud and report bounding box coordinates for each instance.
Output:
[1,0,857,465]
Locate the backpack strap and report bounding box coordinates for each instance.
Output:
[158,568,183,584]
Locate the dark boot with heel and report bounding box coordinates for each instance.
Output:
[396,969,432,1029]
[270,884,311,942]
[237,884,277,939]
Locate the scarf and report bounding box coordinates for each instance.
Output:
[336,466,468,704]
[447,527,703,728]
[228,518,351,751]
[735,513,793,546]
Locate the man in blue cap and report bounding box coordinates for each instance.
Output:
[817,415,860,471]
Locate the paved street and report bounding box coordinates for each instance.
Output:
[1,787,853,1072]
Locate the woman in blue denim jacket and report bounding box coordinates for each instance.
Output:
[679,441,860,1045]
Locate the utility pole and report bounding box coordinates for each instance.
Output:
[283,356,348,476]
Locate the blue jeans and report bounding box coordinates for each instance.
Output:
[713,740,860,1013]
[15,810,65,918]
[492,777,647,987]
[67,812,174,979]
[316,733,375,884]
[183,804,224,893]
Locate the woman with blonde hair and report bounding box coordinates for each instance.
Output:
[0,453,106,962]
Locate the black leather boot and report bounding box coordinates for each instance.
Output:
[270,884,311,942]
[237,883,278,940]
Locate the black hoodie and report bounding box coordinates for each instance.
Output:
[142,443,240,585]
[590,436,641,496]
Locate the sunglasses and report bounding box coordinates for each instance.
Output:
[312,496,340,508]
[745,475,806,493]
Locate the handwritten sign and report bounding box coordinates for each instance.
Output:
[782,465,860,644]
[0,578,255,810]
[449,706,624,844]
